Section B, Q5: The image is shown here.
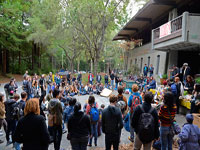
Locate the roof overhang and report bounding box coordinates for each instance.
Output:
[113,0,181,41]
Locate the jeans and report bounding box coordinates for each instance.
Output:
[47,84,51,94]
[160,126,174,150]
[89,81,93,85]
[129,113,134,140]
[5,119,16,142]
[52,125,62,150]
[105,133,120,150]
[150,73,153,77]
[134,134,152,150]
[14,142,21,150]
[70,137,88,150]
[111,80,114,89]
[89,123,98,145]
[105,81,108,88]
[115,82,118,90]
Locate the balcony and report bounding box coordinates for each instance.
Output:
[152,12,200,51]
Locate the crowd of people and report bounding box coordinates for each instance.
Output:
[0,68,200,150]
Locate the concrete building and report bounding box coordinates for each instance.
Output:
[113,0,200,79]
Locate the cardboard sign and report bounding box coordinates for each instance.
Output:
[160,22,171,38]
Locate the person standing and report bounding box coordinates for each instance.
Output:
[104,74,109,88]
[27,76,33,100]
[48,89,63,150]
[175,77,184,114]
[67,72,71,85]
[13,98,50,150]
[149,64,154,77]
[178,114,200,150]
[88,72,94,85]
[182,63,191,85]
[127,84,142,142]
[96,73,102,84]
[86,96,99,147]
[4,94,20,145]
[102,95,123,150]
[143,64,148,77]
[47,72,53,94]
[131,92,160,150]
[68,102,91,150]
[171,65,179,79]
[110,71,115,90]
[39,74,46,95]
[159,92,177,150]
[77,72,82,85]
[0,93,7,144]
[115,74,119,90]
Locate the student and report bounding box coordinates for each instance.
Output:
[98,104,105,137]
[131,92,159,150]
[0,93,6,144]
[128,84,142,142]
[86,96,99,147]
[102,95,123,150]
[178,114,200,150]
[48,89,63,150]
[159,92,177,150]
[13,99,50,150]
[63,99,75,129]
[68,102,91,150]
[117,86,128,117]
[143,64,148,77]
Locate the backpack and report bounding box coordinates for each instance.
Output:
[123,113,130,132]
[171,83,177,95]
[89,104,99,123]
[11,102,24,120]
[138,105,155,144]
[22,80,28,91]
[66,106,74,120]
[131,95,141,113]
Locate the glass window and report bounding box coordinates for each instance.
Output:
[156,55,160,75]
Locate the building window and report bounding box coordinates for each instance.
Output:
[130,59,132,67]
[140,57,143,73]
[135,58,137,65]
[148,56,150,67]
[156,55,160,75]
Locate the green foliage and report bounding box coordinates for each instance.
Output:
[162,74,168,79]
[195,77,200,84]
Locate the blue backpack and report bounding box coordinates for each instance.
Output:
[171,83,177,95]
[90,105,99,123]
[123,113,130,132]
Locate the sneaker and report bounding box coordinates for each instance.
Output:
[128,136,134,143]
[88,144,92,147]
[95,143,97,146]
[6,141,12,146]
[0,140,4,144]
[0,131,3,136]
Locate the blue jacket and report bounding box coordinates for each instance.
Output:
[148,80,156,89]
[179,123,200,150]
[63,106,74,123]
[128,92,142,108]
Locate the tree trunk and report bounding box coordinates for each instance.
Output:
[70,60,74,73]
[19,51,21,66]
[94,56,98,75]
[77,58,80,72]
[90,59,93,73]
[2,49,7,74]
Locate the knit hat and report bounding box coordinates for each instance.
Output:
[186,114,193,123]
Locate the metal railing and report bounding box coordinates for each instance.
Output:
[153,15,183,40]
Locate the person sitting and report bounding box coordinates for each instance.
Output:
[96,83,104,95]
[147,77,156,90]
[79,85,87,95]
[85,84,89,94]
[184,75,195,94]
[88,84,93,94]
[178,114,200,150]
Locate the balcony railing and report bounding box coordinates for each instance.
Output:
[153,15,183,40]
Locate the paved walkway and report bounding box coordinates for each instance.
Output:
[0,82,186,150]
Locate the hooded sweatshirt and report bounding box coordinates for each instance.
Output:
[102,105,123,135]
[4,99,16,120]
[48,98,63,125]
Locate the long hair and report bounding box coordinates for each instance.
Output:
[163,92,175,111]
[24,98,40,116]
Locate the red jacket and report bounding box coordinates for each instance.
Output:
[88,74,94,82]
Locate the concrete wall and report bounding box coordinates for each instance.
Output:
[126,43,167,78]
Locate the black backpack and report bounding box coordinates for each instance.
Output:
[138,105,155,144]
[12,102,24,120]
